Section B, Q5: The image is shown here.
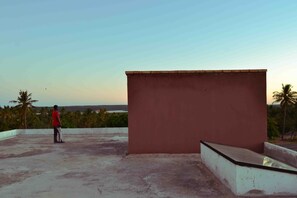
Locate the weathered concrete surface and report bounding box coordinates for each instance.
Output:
[277,142,297,152]
[264,142,297,168]
[0,133,238,198]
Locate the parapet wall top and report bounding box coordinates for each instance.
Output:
[125,69,267,75]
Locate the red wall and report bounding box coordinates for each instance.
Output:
[126,70,267,153]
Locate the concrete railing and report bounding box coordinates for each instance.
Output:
[264,142,297,168]
[0,129,20,141]
[1,128,128,140]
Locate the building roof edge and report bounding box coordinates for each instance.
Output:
[125,69,267,75]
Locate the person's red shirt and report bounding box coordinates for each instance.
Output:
[52,110,60,127]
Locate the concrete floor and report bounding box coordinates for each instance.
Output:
[0,133,238,198]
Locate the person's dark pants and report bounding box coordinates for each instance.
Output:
[54,127,59,143]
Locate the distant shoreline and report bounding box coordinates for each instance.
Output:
[34,105,128,112]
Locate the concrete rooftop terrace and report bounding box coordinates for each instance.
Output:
[0,128,236,198]
[0,128,294,198]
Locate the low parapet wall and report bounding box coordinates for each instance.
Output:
[201,141,297,196]
[264,142,297,168]
[0,128,128,140]
[0,129,19,141]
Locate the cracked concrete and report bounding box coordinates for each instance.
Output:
[1,133,236,198]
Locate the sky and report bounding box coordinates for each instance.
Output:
[1,0,297,106]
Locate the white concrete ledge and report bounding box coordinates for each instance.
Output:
[22,127,128,135]
[201,141,297,196]
[0,129,20,141]
[264,142,297,168]
[1,128,128,140]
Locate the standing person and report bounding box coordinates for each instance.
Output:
[52,105,64,143]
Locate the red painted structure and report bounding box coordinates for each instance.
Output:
[126,70,267,153]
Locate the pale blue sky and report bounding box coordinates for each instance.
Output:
[1,0,297,106]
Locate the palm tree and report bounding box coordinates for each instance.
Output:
[10,90,38,129]
[273,84,297,140]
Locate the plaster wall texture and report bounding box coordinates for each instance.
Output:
[127,70,267,153]
[201,143,237,192]
[236,165,297,196]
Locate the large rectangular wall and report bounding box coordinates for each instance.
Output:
[126,70,267,153]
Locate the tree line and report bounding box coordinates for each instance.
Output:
[1,86,297,140]
[0,90,128,131]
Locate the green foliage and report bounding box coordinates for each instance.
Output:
[0,106,19,131]
[267,103,297,140]
[267,117,279,139]
[105,113,128,127]
[0,107,128,131]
